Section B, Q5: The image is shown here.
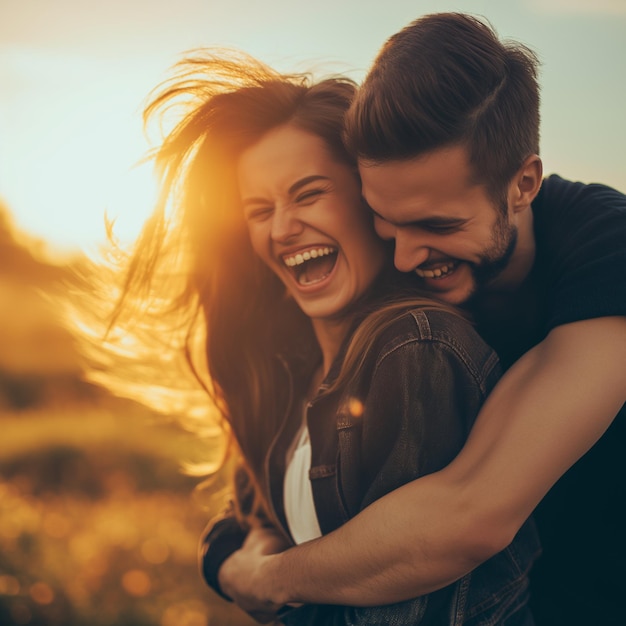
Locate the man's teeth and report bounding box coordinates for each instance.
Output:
[283,247,335,267]
[415,262,457,279]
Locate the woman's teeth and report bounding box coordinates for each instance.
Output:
[282,246,338,286]
[415,261,458,279]
[283,246,335,267]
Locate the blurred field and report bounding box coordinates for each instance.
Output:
[0,204,257,626]
[0,407,259,626]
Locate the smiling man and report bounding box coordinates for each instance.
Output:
[214,13,626,626]
[359,144,534,306]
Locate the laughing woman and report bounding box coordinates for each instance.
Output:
[111,51,540,625]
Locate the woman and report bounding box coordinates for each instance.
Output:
[111,50,540,625]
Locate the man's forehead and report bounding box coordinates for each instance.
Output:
[358,146,474,188]
[366,200,460,226]
[360,174,447,221]
[360,151,489,216]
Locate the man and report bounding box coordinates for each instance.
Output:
[211,13,626,625]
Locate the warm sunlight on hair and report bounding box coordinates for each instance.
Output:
[104,161,160,251]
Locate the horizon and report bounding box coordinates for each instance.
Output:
[1,0,625,254]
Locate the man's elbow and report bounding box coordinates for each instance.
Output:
[461,508,526,567]
[439,480,525,569]
[468,525,516,565]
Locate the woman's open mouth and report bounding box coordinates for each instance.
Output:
[282,246,338,286]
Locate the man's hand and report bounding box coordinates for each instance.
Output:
[219,525,291,623]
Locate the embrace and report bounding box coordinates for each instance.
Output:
[108,12,626,626]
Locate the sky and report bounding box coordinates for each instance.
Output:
[1,0,625,253]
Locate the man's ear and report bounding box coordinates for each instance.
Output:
[509,154,543,213]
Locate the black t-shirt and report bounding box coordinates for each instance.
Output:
[473,174,626,626]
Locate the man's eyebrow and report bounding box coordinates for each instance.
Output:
[242,175,330,209]
[368,206,467,228]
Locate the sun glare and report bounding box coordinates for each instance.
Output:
[1,51,160,256]
[8,122,158,255]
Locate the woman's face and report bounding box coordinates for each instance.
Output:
[238,124,386,322]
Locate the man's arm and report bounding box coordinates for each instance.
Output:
[218,316,626,610]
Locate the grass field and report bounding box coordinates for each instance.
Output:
[0,404,257,626]
[0,207,260,625]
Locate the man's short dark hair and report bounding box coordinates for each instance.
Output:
[345,13,540,202]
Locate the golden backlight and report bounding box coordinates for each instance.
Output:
[1,52,161,255]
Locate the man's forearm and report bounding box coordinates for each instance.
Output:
[254,469,498,607]
[246,318,626,607]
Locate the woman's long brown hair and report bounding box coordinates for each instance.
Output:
[87,49,463,526]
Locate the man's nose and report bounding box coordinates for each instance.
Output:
[393,231,430,273]
[271,205,303,242]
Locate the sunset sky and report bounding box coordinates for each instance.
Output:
[1,0,625,253]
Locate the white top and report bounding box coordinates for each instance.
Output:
[283,419,323,544]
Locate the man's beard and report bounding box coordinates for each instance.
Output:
[470,211,518,293]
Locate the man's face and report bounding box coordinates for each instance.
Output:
[359,145,519,306]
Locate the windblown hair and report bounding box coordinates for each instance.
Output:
[101,51,362,521]
[344,12,541,203]
[99,50,463,525]
[70,49,368,524]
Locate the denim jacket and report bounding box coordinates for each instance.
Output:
[201,307,541,625]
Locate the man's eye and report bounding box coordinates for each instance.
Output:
[422,223,463,234]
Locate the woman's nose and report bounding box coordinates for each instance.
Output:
[270,205,304,242]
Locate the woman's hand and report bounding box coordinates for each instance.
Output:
[218,525,291,622]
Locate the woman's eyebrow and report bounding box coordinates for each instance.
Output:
[241,175,331,208]
[241,195,270,209]
[288,175,330,195]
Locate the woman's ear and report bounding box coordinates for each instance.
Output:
[510,154,543,213]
